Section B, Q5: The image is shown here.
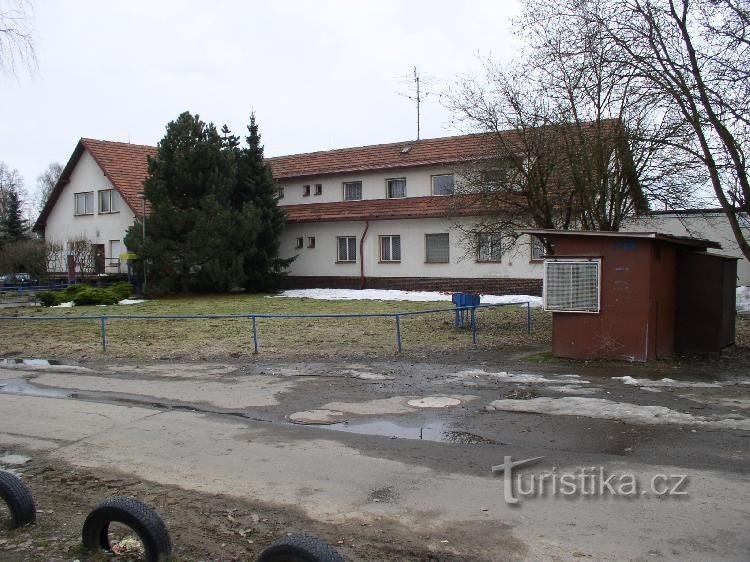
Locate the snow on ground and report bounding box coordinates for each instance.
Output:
[275,288,542,306]
[52,299,146,308]
[488,397,750,430]
[738,286,750,312]
[612,376,722,389]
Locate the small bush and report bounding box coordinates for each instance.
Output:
[108,282,133,301]
[36,291,62,307]
[71,287,120,306]
[60,284,88,302]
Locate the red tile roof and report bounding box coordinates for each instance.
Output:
[81,138,156,216]
[266,133,502,180]
[282,195,489,223]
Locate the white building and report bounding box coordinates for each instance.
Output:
[34,134,748,290]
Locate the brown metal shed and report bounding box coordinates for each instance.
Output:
[524,230,737,362]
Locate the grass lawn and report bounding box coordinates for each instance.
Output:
[0,293,551,360]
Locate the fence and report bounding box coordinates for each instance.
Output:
[0,302,533,353]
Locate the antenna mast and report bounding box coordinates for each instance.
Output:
[414,66,420,140]
[396,66,434,141]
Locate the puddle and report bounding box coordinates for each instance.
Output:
[321,419,499,444]
[0,378,71,399]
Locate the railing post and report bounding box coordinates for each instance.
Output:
[100,315,107,352]
[252,315,259,354]
[471,307,477,345]
[527,301,532,335]
[395,314,402,353]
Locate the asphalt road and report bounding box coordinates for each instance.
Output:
[0,356,748,561]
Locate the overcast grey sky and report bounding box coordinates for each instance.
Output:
[1,0,521,206]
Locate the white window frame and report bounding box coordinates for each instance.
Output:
[294,237,304,249]
[277,187,285,199]
[386,177,406,199]
[343,181,362,201]
[74,191,94,215]
[336,236,357,262]
[307,236,316,249]
[98,189,119,214]
[425,233,450,263]
[543,258,601,313]
[314,183,322,196]
[379,235,401,262]
[477,233,502,262]
[431,174,455,196]
[303,184,311,197]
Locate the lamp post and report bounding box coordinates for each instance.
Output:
[139,193,146,294]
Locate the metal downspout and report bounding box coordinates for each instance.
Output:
[360,220,370,289]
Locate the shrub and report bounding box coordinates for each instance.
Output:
[59,284,88,302]
[108,282,133,301]
[71,287,120,306]
[36,291,62,307]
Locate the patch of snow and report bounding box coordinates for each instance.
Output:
[547,385,599,395]
[0,359,90,372]
[275,288,542,307]
[613,376,722,388]
[488,397,750,430]
[119,299,147,305]
[407,396,462,408]
[0,454,30,465]
[52,301,74,308]
[450,369,590,385]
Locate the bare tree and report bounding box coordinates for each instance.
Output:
[444,2,693,253]
[67,236,95,277]
[524,0,750,259]
[0,0,36,76]
[44,239,63,274]
[35,161,62,215]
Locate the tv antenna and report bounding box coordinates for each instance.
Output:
[396,66,435,141]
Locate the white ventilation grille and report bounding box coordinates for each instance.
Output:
[543,259,601,313]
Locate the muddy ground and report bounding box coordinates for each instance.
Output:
[0,344,749,561]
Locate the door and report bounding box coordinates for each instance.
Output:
[94,244,106,274]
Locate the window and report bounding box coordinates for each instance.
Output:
[337,236,356,262]
[431,174,454,196]
[386,178,406,198]
[343,181,362,201]
[314,184,322,196]
[531,235,546,261]
[98,189,119,214]
[379,235,401,262]
[477,233,502,262]
[307,236,316,248]
[295,237,304,249]
[425,233,450,263]
[303,185,311,197]
[543,259,601,313]
[74,191,94,215]
[277,187,285,199]
[109,240,121,258]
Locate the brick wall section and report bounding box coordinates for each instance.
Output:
[284,276,543,295]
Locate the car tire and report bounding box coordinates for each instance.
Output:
[81,496,172,562]
[0,470,36,529]
[258,533,346,562]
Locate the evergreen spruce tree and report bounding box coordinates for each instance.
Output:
[1,187,28,243]
[125,111,290,294]
[233,113,292,291]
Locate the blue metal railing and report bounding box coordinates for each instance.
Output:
[0,301,534,353]
[0,283,69,297]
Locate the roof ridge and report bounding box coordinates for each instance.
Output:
[266,131,494,161]
[80,137,157,150]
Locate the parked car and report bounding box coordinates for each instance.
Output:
[0,273,39,287]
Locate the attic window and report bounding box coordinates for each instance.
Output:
[400,145,413,155]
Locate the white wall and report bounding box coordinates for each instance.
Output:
[623,212,750,285]
[277,166,459,205]
[44,150,137,272]
[281,217,543,279]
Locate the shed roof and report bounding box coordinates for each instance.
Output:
[522,229,722,249]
